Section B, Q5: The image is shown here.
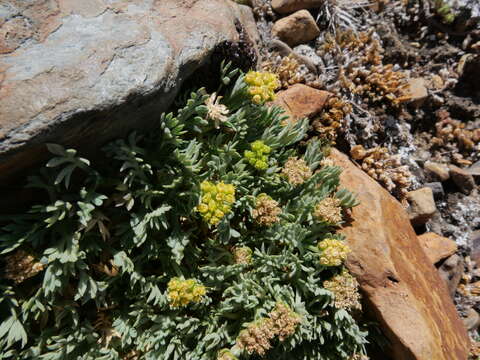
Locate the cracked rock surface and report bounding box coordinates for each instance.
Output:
[0,0,258,184]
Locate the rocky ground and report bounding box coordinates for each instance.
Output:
[233,0,480,355]
[0,0,478,358]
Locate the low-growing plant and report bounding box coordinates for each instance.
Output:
[0,63,367,359]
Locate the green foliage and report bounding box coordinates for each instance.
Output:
[0,66,367,359]
[433,0,456,24]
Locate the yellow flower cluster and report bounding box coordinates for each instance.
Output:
[244,140,271,170]
[233,246,253,265]
[167,278,206,308]
[323,269,362,311]
[244,71,280,104]
[197,181,236,225]
[252,193,281,226]
[318,238,351,267]
[314,197,343,225]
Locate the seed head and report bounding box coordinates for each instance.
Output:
[314,197,343,225]
[269,303,301,342]
[252,194,281,226]
[281,157,312,185]
[323,269,362,310]
[236,318,276,356]
[233,246,253,265]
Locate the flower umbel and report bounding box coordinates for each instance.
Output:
[252,194,281,226]
[323,269,362,310]
[205,92,229,129]
[236,318,276,356]
[167,278,206,308]
[318,238,351,266]
[269,303,301,342]
[314,197,343,225]
[244,71,280,104]
[236,303,301,356]
[197,181,236,225]
[233,246,253,265]
[244,140,271,170]
[281,157,312,185]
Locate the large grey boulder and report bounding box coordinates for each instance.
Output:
[0,0,258,185]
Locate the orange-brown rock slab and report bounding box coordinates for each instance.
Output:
[417,232,458,265]
[330,149,469,360]
[270,84,331,123]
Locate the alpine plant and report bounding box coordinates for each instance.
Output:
[0,63,368,359]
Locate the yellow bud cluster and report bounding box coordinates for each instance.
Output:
[317,238,351,267]
[197,181,236,225]
[167,278,206,308]
[244,71,280,104]
[244,140,271,170]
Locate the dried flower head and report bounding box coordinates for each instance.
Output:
[236,303,301,356]
[314,197,343,225]
[4,249,45,284]
[197,181,236,225]
[313,96,352,143]
[318,238,351,266]
[205,92,229,129]
[167,278,206,308]
[262,53,305,89]
[244,140,271,170]
[252,194,281,226]
[244,71,280,104]
[233,246,253,265]
[323,269,362,311]
[217,349,238,360]
[281,157,312,185]
[236,318,276,356]
[317,29,410,106]
[269,303,301,342]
